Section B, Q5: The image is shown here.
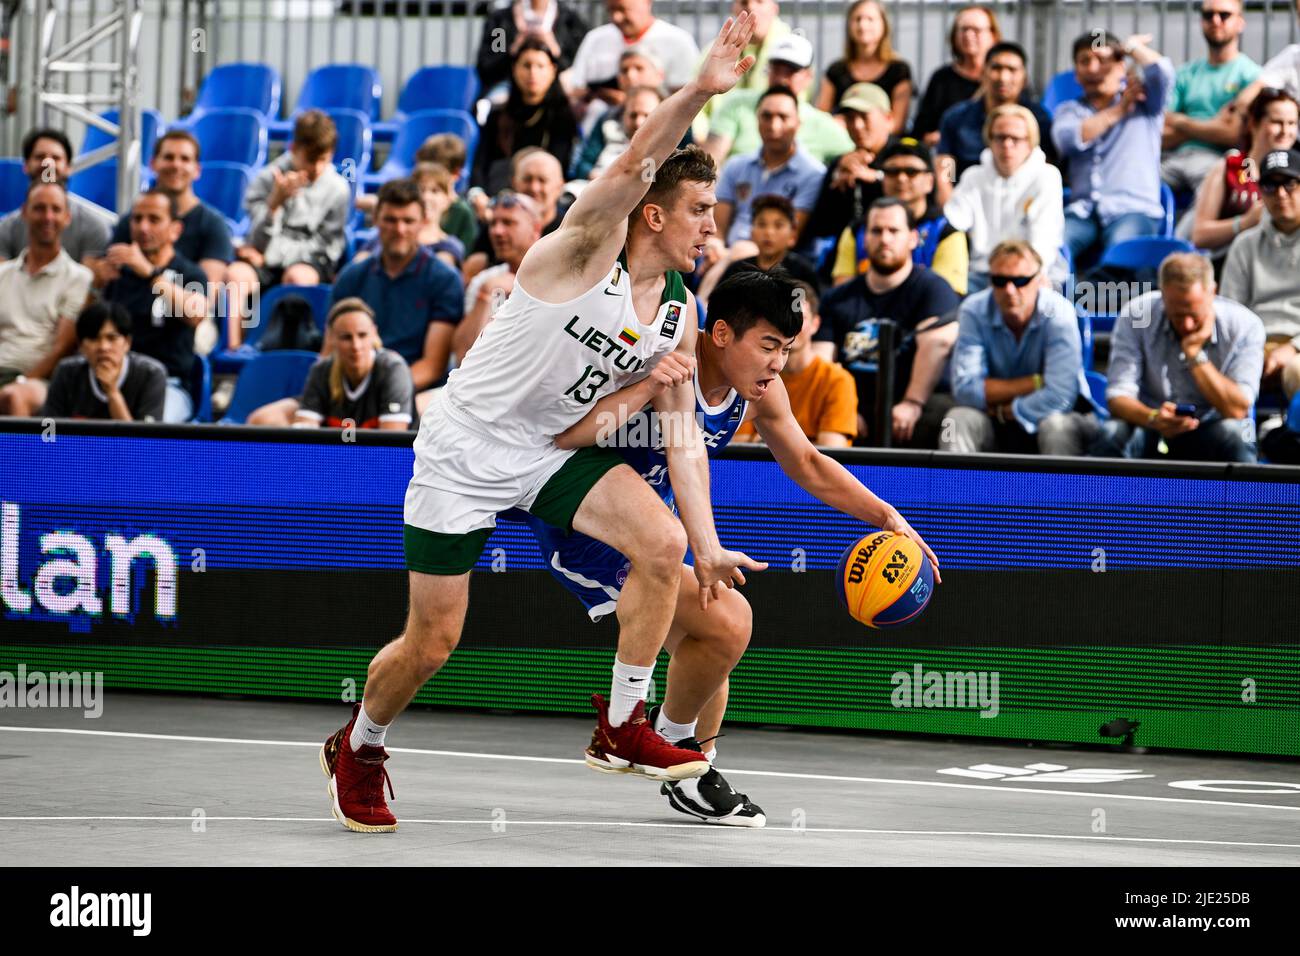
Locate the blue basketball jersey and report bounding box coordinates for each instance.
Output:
[615,376,749,505]
[526,371,748,621]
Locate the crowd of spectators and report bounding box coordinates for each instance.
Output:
[2,0,1300,464]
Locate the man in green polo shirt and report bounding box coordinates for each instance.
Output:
[704,33,853,166]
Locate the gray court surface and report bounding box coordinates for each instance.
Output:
[1,693,1297,866]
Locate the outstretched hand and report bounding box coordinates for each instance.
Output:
[695,12,758,97]
[694,547,768,610]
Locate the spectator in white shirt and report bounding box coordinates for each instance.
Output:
[562,0,699,116]
[944,104,1066,294]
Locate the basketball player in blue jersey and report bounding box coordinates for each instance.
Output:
[530,269,941,826]
[319,15,771,833]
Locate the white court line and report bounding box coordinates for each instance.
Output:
[0,816,1298,849]
[2,724,1299,814]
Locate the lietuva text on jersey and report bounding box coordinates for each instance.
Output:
[440,257,688,448]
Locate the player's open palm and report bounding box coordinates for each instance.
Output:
[696,11,758,96]
[695,547,768,609]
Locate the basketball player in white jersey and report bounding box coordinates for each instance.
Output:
[319,14,767,832]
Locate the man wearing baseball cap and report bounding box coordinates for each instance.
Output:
[801,82,894,247]
[1220,147,1300,405]
[829,136,968,294]
[704,33,854,166]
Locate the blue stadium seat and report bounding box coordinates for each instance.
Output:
[364,109,478,192]
[373,66,480,143]
[1042,70,1084,116]
[220,350,321,424]
[190,62,282,122]
[1098,236,1195,274]
[67,159,119,211]
[1077,307,1093,371]
[269,64,383,140]
[1085,370,1109,418]
[326,108,372,185]
[188,352,212,423]
[214,283,334,373]
[80,108,163,161]
[0,158,27,215]
[1160,181,1176,236]
[192,160,253,235]
[187,107,268,167]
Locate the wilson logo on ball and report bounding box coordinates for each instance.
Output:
[838,531,935,629]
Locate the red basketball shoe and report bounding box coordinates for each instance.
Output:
[584,695,711,781]
[320,705,397,833]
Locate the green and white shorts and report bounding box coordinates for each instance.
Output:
[402,390,625,575]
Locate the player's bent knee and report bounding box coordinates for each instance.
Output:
[397,622,462,678]
[626,517,688,576]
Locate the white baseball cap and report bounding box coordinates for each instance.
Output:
[769,34,814,70]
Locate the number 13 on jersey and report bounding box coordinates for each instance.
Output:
[564,364,610,405]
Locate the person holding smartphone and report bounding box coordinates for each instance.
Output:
[1095,251,1264,462]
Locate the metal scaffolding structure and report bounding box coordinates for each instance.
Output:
[27,0,142,214]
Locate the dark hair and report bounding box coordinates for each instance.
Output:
[154,128,201,161]
[76,301,132,341]
[1246,87,1300,150]
[757,84,800,111]
[867,196,917,230]
[496,37,574,167]
[985,41,1027,67]
[750,193,797,225]
[707,268,803,340]
[415,132,467,173]
[292,109,338,159]
[375,177,424,213]
[1072,31,1122,61]
[634,144,717,222]
[21,128,73,164]
[134,185,180,221]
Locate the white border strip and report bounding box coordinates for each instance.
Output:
[2,724,1298,813]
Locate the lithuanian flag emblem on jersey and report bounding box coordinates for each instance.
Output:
[618,327,640,346]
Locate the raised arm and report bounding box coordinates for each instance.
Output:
[516,14,757,293]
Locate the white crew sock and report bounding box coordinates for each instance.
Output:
[704,748,717,764]
[654,709,698,744]
[349,703,389,751]
[608,659,655,726]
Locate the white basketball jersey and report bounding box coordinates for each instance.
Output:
[440,255,689,447]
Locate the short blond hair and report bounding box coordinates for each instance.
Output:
[983,104,1040,150]
[1158,252,1215,290]
[988,239,1042,270]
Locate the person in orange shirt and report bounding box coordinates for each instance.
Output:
[733,279,858,446]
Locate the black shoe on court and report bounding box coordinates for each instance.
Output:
[646,705,766,828]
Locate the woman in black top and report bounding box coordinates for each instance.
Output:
[911,5,1002,145]
[475,0,589,96]
[815,0,913,134]
[473,37,579,196]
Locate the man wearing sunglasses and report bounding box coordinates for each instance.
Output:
[1220,147,1300,405]
[943,239,1100,456]
[1162,0,1259,196]
[1098,251,1263,462]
